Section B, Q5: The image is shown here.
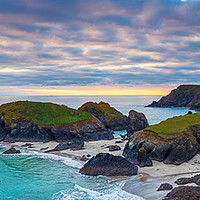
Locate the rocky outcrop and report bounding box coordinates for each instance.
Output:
[108,145,121,151]
[78,101,129,131]
[79,153,138,176]
[0,101,114,142]
[79,101,149,133]
[175,174,200,185]
[147,85,200,110]
[46,140,84,152]
[123,126,200,166]
[3,147,20,154]
[157,183,173,191]
[127,110,149,136]
[163,186,200,200]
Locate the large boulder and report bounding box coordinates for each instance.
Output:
[147,85,200,111]
[175,174,200,185]
[79,153,138,176]
[0,101,114,142]
[127,110,149,136]
[79,101,129,131]
[163,186,200,200]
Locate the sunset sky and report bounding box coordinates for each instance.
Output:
[0,0,200,95]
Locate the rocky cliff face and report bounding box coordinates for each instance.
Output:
[79,101,129,131]
[123,125,200,166]
[0,101,114,142]
[79,101,149,133]
[147,85,200,110]
[127,110,149,136]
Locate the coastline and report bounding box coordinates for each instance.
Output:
[1,139,200,200]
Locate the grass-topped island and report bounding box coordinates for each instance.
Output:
[0,101,114,142]
[123,112,200,166]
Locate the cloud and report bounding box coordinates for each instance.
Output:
[0,0,200,95]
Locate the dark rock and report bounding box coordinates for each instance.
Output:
[175,178,193,185]
[147,85,200,111]
[21,143,33,147]
[40,147,49,151]
[3,147,20,154]
[163,186,200,200]
[115,140,123,143]
[137,147,153,167]
[127,110,149,136]
[79,153,138,176]
[186,111,193,115]
[80,155,88,161]
[157,183,173,191]
[46,140,84,152]
[78,101,129,131]
[87,154,91,157]
[175,174,200,186]
[108,145,121,151]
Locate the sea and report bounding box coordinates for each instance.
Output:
[0,95,192,200]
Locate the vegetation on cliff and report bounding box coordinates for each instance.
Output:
[0,101,92,126]
[79,101,129,130]
[145,112,200,139]
[147,85,200,110]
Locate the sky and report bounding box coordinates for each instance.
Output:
[0,0,200,95]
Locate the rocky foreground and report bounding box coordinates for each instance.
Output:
[147,85,200,110]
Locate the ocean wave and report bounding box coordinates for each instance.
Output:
[52,184,145,200]
[20,151,83,169]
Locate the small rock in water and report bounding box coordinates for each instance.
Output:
[115,141,123,144]
[3,147,20,154]
[87,154,91,157]
[157,183,173,191]
[108,145,121,151]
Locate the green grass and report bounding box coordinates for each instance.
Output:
[0,101,92,126]
[145,112,200,139]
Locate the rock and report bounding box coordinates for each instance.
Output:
[163,186,200,200]
[157,183,173,191]
[123,122,200,165]
[147,85,200,111]
[87,154,91,157]
[175,178,193,185]
[137,147,153,167]
[80,155,88,161]
[46,140,84,152]
[127,110,149,136]
[186,111,193,115]
[115,140,123,143]
[79,153,138,176]
[78,101,129,131]
[108,145,121,151]
[0,101,114,142]
[3,147,20,154]
[40,147,49,151]
[21,143,33,147]
[175,174,200,185]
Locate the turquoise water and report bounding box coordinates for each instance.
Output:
[0,147,142,200]
[0,95,192,199]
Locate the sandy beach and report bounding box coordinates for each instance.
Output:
[1,139,200,200]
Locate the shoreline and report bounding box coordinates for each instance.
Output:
[1,139,200,200]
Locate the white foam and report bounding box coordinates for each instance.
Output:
[52,184,145,200]
[19,151,83,169]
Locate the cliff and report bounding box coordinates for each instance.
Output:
[123,112,200,165]
[79,101,149,133]
[147,85,200,110]
[0,101,114,142]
